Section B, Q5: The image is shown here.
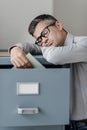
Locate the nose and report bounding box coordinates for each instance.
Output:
[42,37,48,44]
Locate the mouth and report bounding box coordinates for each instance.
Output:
[42,41,54,47]
[48,42,53,46]
[47,41,54,46]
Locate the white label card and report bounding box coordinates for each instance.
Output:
[17,82,39,95]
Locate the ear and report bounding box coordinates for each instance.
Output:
[55,21,63,30]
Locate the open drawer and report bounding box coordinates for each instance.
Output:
[0,68,70,127]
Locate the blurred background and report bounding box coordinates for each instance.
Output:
[0,0,87,50]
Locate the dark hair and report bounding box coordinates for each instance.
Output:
[28,14,57,36]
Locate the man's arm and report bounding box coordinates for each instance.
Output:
[41,39,87,65]
[9,42,42,54]
[9,42,42,68]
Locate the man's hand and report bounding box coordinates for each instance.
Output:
[10,46,33,68]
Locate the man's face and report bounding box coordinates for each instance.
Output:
[33,21,67,47]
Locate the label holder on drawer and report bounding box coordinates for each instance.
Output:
[17,82,39,95]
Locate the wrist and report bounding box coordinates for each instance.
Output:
[9,46,20,54]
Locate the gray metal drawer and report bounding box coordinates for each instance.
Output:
[0,125,64,130]
[0,69,70,127]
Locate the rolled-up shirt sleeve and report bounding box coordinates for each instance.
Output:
[9,42,42,55]
[41,39,87,64]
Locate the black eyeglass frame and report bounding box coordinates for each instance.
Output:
[35,22,55,46]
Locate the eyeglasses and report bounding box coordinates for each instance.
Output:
[35,22,55,46]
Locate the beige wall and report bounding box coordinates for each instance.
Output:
[53,0,87,35]
[0,0,53,49]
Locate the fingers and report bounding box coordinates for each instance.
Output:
[11,57,32,68]
[10,46,33,68]
[11,54,33,68]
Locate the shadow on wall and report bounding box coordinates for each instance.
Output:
[53,0,87,35]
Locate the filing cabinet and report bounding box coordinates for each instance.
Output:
[0,56,13,69]
[0,56,70,130]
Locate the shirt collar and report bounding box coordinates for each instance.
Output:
[64,32,74,46]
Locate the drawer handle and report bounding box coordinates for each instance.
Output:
[17,107,39,114]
